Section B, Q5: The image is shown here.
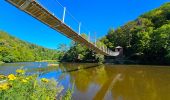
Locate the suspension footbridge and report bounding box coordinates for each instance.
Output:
[6,0,119,56]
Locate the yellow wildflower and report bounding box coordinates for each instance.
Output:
[8,74,16,81]
[41,78,49,83]
[0,83,10,90]
[16,69,25,74]
[22,79,28,83]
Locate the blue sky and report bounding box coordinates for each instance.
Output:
[0,0,169,49]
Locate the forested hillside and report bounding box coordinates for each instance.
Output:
[100,2,170,64]
[60,3,170,64]
[0,31,60,63]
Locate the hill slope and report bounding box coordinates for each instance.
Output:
[0,31,59,63]
[101,2,170,64]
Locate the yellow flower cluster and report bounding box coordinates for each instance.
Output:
[0,83,10,90]
[16,69,25,74]
[8,74,16,81]
[41,78,49,83]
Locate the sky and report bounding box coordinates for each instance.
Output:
[0,0,170,49]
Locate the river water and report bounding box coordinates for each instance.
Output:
[0,62,170,100]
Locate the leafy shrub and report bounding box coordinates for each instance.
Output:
[95,54,104,64]
[0,69,73,100]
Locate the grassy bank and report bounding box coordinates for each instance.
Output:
[0,61,4,65]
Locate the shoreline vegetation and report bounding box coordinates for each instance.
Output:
[0,69,73,100]
[35,60,59,62]
[0,61,4,65]
[36,60,60,66]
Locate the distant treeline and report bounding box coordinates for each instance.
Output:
[0,31,61,63]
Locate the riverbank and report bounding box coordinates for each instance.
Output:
[0,61,4,65]
[0,60,60,68]
[36,60,60,66]
[36,60,58,63]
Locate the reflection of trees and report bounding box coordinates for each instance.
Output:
[70,69,92,92]
[109,66,170,100]
[93,66,126,100]
[59,64,170,100]
[93,66,108,85]
[60,63,109,92]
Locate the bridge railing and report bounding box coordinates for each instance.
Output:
[35,0,115,55]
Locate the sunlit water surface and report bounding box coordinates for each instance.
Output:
[0,62,170,100]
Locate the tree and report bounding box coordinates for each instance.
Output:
[0,31,60,63]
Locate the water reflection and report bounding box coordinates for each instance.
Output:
[0,63,170,100]
[59,64,170,100]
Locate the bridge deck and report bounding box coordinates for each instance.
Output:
[6,0,119,56]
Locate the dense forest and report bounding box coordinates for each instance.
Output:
[100,2,170,64]
[62,2,170,64]
[0,31,60,63]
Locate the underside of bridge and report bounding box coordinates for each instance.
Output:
[6,0,119,56]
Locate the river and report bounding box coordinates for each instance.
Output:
[0,62,170,100]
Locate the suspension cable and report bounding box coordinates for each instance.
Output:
[54,0,80,24]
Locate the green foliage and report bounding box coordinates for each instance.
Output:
[61,34,105,63]
[0,31,61,63]
[62,84,74,100]
[95,54,104,64]
[101,2,170,64]
[62,41,91,62]
[0,61,4,65]
[141,3,170,28]
[0,69,67,100]
[0,69,73,100]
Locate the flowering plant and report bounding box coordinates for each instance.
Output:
[0,69,73,100]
